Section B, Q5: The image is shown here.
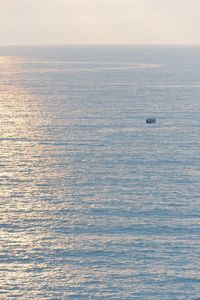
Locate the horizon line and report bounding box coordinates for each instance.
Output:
[2,42,200,47]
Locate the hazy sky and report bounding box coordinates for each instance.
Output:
[0,0,199,44]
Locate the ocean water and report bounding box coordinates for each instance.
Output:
[0,45,200,299]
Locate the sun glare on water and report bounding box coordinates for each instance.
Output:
[0,55,65,299]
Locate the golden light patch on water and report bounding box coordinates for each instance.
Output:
[0,57,49,277]
[0,56,82,299]
[0,56,17,65]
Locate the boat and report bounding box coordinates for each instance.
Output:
[146,117,156,124]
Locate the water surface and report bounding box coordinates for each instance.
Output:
[0,46,200,299]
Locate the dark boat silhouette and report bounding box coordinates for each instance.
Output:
[146,117,156,124]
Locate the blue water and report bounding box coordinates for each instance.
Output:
[0,45,200,299]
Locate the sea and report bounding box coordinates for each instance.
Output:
[0,45,200,299]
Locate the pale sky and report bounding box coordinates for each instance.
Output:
[0,0,199,45]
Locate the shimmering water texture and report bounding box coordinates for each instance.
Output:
[1,46,200,299]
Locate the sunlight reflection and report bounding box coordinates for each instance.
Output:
[0,56,70,299]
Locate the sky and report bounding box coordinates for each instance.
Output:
[0,0,199,45]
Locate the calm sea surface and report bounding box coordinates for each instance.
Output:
[0,46,200,299]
